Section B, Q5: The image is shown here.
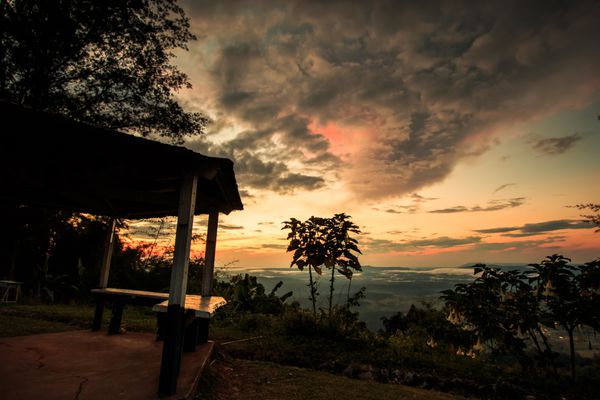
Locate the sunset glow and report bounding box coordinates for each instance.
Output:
[129,0,600,269]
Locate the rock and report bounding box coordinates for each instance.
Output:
[379,368,389,381]
[356,365,374,381]
[402,371,417,385]
[342,366,354,378]
[357,370,374,380]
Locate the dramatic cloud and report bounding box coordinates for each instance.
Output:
[363,235,481,252]
[411,193,439,203]
[260,243,288,250]
[180,0,600,198]
[405,236,482,248]
[530,133,582,155]
[474,237,564,252]
[218,223,245,230]
[379,205,419,214]
[474,226,520,234]
[493,183,516,194]
[520,219,591,233]
[475,219,592,235]
[428,198,525,213]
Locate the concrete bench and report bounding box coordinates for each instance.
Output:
[91,288,227,352]
[153,295,226,352]
[0,280,23,303]
[91,288,169,334]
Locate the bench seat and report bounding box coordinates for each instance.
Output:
[153,295,227,352]
[91,288,169,334]
[91,288,169,304]
[91,288,227,352]
[152,295,226,318]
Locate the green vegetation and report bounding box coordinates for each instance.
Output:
[0,314,77,337]
[1,0,206,140]
[1,208,598,399]
[441,255,600,380]
[0,303,157,337]
[283,213,362,320]
[2,257,600,399]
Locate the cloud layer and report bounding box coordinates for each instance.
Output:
[530,133,582,155]
[181,0,600,198]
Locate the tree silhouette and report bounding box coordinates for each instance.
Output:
[0,0,206,142]
[0,0,207,295]
[529,254,600,380]
[575,203,600,232]
[283,214,362,320]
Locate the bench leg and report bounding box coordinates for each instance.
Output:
[108,302,124,335]
[92,299,105,331]
[156,313,167,341]
[158,304,185,396]
[197,318,209,344]
[183,318,199,352]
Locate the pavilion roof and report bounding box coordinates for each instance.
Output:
[0,101,243,218]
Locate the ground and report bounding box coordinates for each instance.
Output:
[196,357,463,400]
[0,304,465,400]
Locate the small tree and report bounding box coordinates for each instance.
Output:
[1,0,206,141]
[442,265,552,367]
[283,214,362,320]
[528,254,600,380]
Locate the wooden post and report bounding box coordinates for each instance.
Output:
[158,174,197,397]
[93,218,115,331]
[99,218,116,288]
[201,211,219,297]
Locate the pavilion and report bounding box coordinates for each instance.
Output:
[0,100,244,397]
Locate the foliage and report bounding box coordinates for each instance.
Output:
[381,303,473,354]
[528,254,600,379]
[576,203,600,232]
[215,274,293,317]
[283,213,362,320]
[441,265,549,366]
[0,0,206,141]
[439,255,600,380]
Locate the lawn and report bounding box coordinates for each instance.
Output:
[0,303,157,337]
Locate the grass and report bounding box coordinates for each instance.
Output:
[195,358,463,400]
[0,303,156,337]
[0,314,78,336]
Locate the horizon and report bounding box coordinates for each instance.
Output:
[126,1,600,268]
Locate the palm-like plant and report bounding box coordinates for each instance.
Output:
[283,214,362,320]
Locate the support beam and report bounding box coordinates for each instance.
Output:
[93,218,115,331]
[158,174,197,397]
[98,218,116,288]
[201,211,219,297]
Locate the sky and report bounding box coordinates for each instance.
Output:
[130,0,600,268]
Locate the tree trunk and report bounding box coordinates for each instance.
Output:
[308,265,317,319]
[568,326,576,381]
[528,328,543,355]
[328,266,335,320]
[346,276,352,307]
[536,325,557,375]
